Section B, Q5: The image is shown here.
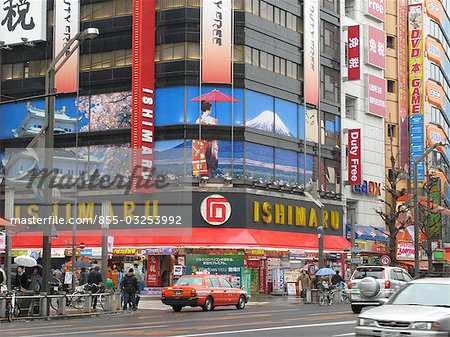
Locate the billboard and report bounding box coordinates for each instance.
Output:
[426,124,446,153]
[409,3,424,181]
[201,0,232,84]
[398,0,409,171]
[366,0,386,22]
[0,0,47,45]
[426,80,447,111]
[54,0,80,93]
[347,25,361,80]
[348,129,362,185]
[131,0,156,193]
[367,74,386,117]
[304,0,320,106]
[367,25,386,69]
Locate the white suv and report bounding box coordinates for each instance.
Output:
[349,266,412,314]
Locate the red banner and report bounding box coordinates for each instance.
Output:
[131,0,156,193]
[147,255,160,287]
[347,25,360,80]
[367,25,386,69]
[348,129,361,185]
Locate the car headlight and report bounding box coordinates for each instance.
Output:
[358,318,377,327]
[411,322,440,330]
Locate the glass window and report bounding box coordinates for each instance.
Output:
[28,59,47,77]
[173,42,185,60]
[115,0,132,16]
[390,284,450,306]
[209,277,220,287]
[245,142,274,182]
[274,56,280,73]
[267,53,273,72]
[260,51,268,69]
[12,63,24,79]
[175,276,204,286]
[81,4,92,21]
[92,1,113,20]
[245,46,252,64]
[275,148,298,184]
[274,7,280,25]
[352,267,384,280]
[245,0,252,12]
[260,1,268,19]
[219,278,232,288]
[280,58,286,75]
[161,44,173,61]
[187,42,200,60]
[234,45,245,63]
[252,48,259,66]
[286,13,297,31]
[280,10,286,26]
[234,0,244,10]
[266,3,273,21]
[252,0,259,15]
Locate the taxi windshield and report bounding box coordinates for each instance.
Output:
[175,277,203,286]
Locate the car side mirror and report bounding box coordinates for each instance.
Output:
[379,298,389,305]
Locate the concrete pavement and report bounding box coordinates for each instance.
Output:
[0,295,359,337]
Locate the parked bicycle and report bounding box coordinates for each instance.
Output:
[3,288,20,322]
[49,283,106,312]
[318,285,335,306]
[338,281,350,303]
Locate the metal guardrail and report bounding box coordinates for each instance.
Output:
[0,291,122,319]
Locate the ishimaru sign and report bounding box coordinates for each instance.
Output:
[131,0,156,193]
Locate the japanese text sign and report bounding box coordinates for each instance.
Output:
[348,129,361,185]
[367,74,386,117]
[367,0,385,22]
[347,25,360,80]
[0,0,47,45]
[367,25,385,69]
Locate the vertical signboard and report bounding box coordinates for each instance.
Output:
[146,255,160,287]
[54,0,80,93]
[425,0,450,33]
[367,0,386,21]
[347,25,361,80]
[0,0,47,45]
[408,3,424,181]
[398,0,409,171]
[201,0,232,84]
[348,129,362,185]
[367,25,386,69]
[131,0,156,193]
[304,0,320,106]
[367,74,386,117]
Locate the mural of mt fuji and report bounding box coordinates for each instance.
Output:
[245,90,298,138]
[245,110,293,137]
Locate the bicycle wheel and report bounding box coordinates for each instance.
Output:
[13,300,20,317]
[71,292,86,310]
[6,301,13,322]
[327,292,333,306]
[318,292,325,306]
[98,294,107,311]
[49,297,60,312]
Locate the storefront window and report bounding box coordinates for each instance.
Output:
[275,148,298,184]
[245,142,274,181]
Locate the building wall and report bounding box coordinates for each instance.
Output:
[341,0,386,230]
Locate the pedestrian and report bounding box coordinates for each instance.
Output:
[120,268,138,311]
[79,268,89,286]
[29,267,43,293]
[331,270,344,287]
[0,266,7,292]
[14,266,29,292]
[88,266,103,310]
[133,263,144,292]
[110,264,119,289]
[298,269,311,299]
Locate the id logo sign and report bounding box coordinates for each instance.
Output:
[200,194,232,226]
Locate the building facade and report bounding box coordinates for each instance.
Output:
[341,0,388,265]
[0,0,349,293]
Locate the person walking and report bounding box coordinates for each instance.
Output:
[331,270,344,287]
[88,266,103,310]
[29,267,43,293]
[120,268,138,311]
[79,268,89,286]
[298,269,311,300]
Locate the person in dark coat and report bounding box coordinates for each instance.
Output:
[14,266,29,292]
[120,268,138,310]
[88,266,103,309]
[79,268,89,286]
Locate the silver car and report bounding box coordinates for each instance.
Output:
[350,266,412,313]
[355,278,450,336]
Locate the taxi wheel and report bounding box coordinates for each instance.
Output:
[172,305,183,312]
[202,296,213,311]
[236,295,246,310]
[351,305,362,314]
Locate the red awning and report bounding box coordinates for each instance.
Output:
[12,228,351,251]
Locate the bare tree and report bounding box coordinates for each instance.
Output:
[376,137,410,266]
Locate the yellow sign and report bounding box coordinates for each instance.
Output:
[408,3,424,115]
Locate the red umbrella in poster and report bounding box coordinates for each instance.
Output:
[189,89,240,103]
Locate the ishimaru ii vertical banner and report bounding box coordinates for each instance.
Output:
[131,0,156,193]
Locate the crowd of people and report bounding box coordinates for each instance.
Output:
[296,269,346,300]
[0,262,145,312]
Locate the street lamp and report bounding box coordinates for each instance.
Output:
[413,141,446,277]
[41,28,99,294]
[305,182,325,268]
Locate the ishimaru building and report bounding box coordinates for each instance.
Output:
[0,0,349,295]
